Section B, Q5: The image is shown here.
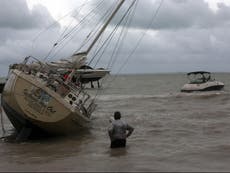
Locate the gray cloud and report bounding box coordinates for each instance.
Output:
[121,0,230,30]
[0,0,230,76]
[0,0,56,29]
[0,0,61,76]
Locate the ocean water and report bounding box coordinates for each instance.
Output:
[1,73,230,172]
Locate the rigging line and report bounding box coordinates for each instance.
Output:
[57,0,90,41]
[40,2,91,61]
[31,0,92,50]
[88,0,138,67]
[51,0,120,64]
[53,0,107,47]
[87,18,120,66]
[73,1,119,54]
[32,8,76,42]
[43,45,56,62]
[44,0,108,61]
[93,0,137,69]
[88,30,105,61]
[91,24,122,68]
[105,0,164,89]
[106,28,124,69]
[76,1,119,54]
[31,8,75,57]
[94,0,136,69]
[106,24,129,69]
[92,0,138,99]
[57,0,106,44]
[42,0,105,62]
[95,2,135,66]
[92,27,124,69]
[91,0,139,100]
[107,0,138,70]
[49,3,114,62]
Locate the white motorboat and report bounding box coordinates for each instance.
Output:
[181,71,224,92]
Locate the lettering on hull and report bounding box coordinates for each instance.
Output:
[23,87,56,116]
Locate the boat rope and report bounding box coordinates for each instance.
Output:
[119,0,164,72]
[93,0,164,99]
[106,18,130,70]
[74,1,119,54]
[91,0,139,99]
[91,9,133,69]
[58,0,90,42]
[88,0,138,67]
[93,0,137,70]
[44,0,111,62]
[31,0,90,55]
[42,0,107,61]
[32,8,77,43]
[106,0,138,70]
[47,0,118,65]
[50,2,115,61]
[109,0,164,82]
[49,0,119,65]
[0,106,6,137]
[54,0,107,46]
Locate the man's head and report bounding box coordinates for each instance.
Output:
[114,111,121,120]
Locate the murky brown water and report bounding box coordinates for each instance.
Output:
[1,73,230,172]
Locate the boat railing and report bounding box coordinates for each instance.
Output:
[12,56,96,117]
[44,71,96,117]
[36,72,96,117]
[61,80,96,117]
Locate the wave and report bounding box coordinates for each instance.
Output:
[95,91,230,101]
[95,94,173,101]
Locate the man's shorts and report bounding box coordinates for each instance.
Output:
[110,139,126,148]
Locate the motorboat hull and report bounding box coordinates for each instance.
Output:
[181,81,224,92]
[1,70,91,136]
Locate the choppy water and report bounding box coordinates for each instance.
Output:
[1,73,230,172]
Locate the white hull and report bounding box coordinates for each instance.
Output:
[76,69,110,79]
[1,69,95,135]
[181,81,224,92]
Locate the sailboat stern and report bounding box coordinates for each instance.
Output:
[1,69,94,136]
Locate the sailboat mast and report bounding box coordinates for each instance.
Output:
[86,0,125,54]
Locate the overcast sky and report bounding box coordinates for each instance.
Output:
[0,0,230,76]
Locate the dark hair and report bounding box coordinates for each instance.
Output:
[114,111,121,120]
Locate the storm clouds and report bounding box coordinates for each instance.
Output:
[0,0,230,75]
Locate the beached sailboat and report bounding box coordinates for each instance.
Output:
[1,0,127,139]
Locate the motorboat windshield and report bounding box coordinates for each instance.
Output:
[187,71,212,84]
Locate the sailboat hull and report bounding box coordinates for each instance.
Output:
[1,70,91,136]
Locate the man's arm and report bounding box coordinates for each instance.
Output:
[108,125,114,140]
[126,124,134,138]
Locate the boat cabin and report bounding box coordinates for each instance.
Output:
[187,71,213,84]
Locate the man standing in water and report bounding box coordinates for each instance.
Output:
[108,111,134,148]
